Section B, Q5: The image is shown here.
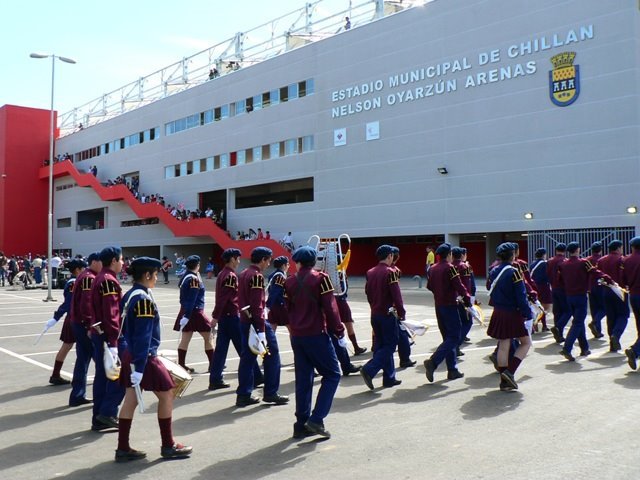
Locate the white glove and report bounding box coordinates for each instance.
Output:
[337,336,348,349]
[470,296,476,306]
[130,371,143,387]
[524,320,533,334]
[108,347,119,361]
[45,318,58,329]
[179,316,190,331]
[258,332,266,344]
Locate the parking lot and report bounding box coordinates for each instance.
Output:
[1,276,639,480]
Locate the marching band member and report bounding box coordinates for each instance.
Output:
[117,257,192,462]
[558,242,611,361]
[623,237,640,370]
[529,248,551,332]
[284,246,345,439]
[597,240,629,352]
[173,255,214,373]
[68,253,101,407]
[208,249,263,390]
[236,247,288,407]
[391,246,416,368]
[424,243,470,383]
[46,259,86,386]
[486,243,532,391]
[548,243,570,343]
[452,247,476,353]
[586,242,606,338]
[335,273,367,355]
[360,245,405,390]
[266,256,290,331]
[90,246,126,431]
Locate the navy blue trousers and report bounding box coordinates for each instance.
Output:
[431,305,462,371]
[330,335,352,372]
[564,295,589,353]
[588,285,606,333]
[457,304,473,346]
[552,288,572,332]
[291,334,341,429]
[603,290,629,339]
[362,313,399,384]
[397,327,411,362]
[629,295,640,356]
[209,315,262,385]
[69,323,93,405]
[237,322,280,397]
[90,335,124,422]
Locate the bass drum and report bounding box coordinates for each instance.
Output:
[157,355,193,398]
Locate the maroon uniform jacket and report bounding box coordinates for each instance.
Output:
[238,264,266,332]
[211,266,239,319]
[558,257,609,296]
[284,266,344,337]
[597,252,625,287]
[72,268,96,328]
[90,268,122,347]
[514,258,538,296]
[365,262,406,318]
[623,252,640,295]
[427,260,470,307]
[547,254,566,290]
[586,253,602,291]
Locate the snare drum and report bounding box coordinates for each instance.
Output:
[157,355,193,398]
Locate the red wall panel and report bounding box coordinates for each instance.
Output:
[0,105,51,256]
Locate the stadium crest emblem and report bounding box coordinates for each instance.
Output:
[549,51,580,107]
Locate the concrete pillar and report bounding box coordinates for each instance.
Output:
[445,233,461,246]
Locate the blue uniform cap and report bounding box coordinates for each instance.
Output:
[251,247,273,263]
[590,241,602,252]
[451,247,464,258]
[630,237,640,248]
[435,243,451,257]
[292,246,316,264]
[67,259,87,271]
[99,246,122,264]
[608,239,623,251]
[555,243,567,252]
[376,244,394,259]
[185,255,201,268]
[273,256,289,268]
[221,248,241,261]
[496,242,515,255]
[391,246,400,255]
[130,256,162,270]
[535,248,546,257]
[567,242,580,253]
[87,252,101,263]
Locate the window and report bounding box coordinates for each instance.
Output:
[262,92,271,108]
[150,127,158,140]
[57,217,72,228]
[220,153,229,168]
[77,208,106,231]
[236,150,246,165]
[261,145,269,160]
[245,148,253,164]
[252,94,262,111]
[285,138,298,156]
[203,110,213,124]
[214,107,222,121]
[214,155,221,170]
[288,83,299,100]
[302,135,314,152]
[186,161,193,175]
[306,78,315,95]
[270,142,280,159]
[220,104,230,119]
[165,166,175,179]
[270,89,280,106]
[234,99,246,116]
[180,163,187,176]
[193,159,202,174]
[245,97,253,113]
[174,165,181,177]
[279,86,288,103]
[235,177,314,209]
[254,146,263,161]
[299,80,307,97]
[206,156,214,171]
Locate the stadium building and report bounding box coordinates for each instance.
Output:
[1,0,638,275]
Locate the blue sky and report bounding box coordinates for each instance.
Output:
[1,0,348,114]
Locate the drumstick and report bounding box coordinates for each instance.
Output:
[33,326,49,346]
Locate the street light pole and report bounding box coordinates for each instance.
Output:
[30,53,76,302]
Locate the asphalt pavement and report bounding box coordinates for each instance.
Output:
[1,276,638,480]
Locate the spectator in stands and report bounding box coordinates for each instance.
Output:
[265,231,271,240]
[90,165,98,176]
[345,16,351,30]
[282,232,295,252]
[209,68,219,80]
[257,228,264,240]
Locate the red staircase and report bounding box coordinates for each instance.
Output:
[40,160,292,262]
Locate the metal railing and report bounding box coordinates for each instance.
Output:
[59,0,429,137]
[527,227,637,260]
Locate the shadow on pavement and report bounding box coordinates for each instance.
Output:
[459,390,524,420]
